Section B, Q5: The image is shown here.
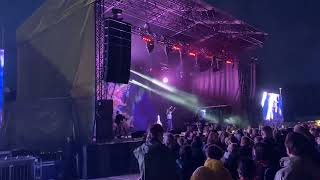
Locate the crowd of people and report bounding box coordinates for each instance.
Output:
[134,122,320,180]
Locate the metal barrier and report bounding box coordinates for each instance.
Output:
[0,156,37,180]
[35,159,64,180]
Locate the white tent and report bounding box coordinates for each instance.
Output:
[3,0,97,150]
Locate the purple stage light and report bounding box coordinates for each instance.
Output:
[162,77,169,83]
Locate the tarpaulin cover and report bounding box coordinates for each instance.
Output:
[3,0,97,150]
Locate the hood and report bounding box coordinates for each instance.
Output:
[204,159,224,171]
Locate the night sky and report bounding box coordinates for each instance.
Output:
[210,0,320,90]
[1,0,320,91]
[0,0,44,90]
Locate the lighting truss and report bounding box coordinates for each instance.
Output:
[100,0,267,50]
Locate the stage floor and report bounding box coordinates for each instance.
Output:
[89,174,139,180]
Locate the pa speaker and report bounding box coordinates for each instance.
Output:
[104,18,132,84]
[96,100,114,143]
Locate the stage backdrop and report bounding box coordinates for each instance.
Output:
[192,64,241,111]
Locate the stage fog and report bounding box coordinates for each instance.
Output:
[110,34,243,131]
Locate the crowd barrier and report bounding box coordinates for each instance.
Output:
[0,156,37,180]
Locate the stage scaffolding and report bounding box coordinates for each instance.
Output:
[100,0,266,47]
[94,0,267,100]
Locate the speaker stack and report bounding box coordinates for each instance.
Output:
[95,18,132,143]
[103,18,132,84]
[96,100,114,143]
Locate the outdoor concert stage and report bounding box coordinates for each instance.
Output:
[1,1,266,174]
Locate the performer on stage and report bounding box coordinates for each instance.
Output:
[166,106,176,131]
[115,111,127,138]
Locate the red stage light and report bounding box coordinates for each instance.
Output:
[206,53,214,59]
[142,35,153,43]
[189,52,197,57]
[172,45,181,51]
[226,60,233,64]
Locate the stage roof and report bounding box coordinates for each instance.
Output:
[15,0,267,100]
[102,0,267,53]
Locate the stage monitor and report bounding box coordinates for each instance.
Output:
[261,91,283,123]
[0,49,3,127]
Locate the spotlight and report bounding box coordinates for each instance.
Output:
[188,52,197,57]
[142,35,153,43]
[205,53,214,59]
[142,35,154,53]
[226,59,233,64]
[147,42,154,53]
[162,77,169,83]
[111,8,123,20]
[172,45,182,51]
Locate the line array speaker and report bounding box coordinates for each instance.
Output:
[103,18,132,84]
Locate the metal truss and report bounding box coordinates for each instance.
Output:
[100,0,267,49]
[94,0,266,96]
[95,0,107,101]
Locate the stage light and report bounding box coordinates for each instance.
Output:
[131,70,175,92]
[142,35,153,43]
[226,59,233,64]
[147,42,154,53]
[142,35,154,53]
[172,45,182,51]
[206,55,214,59]
[130,70,199,104]
[111,8,123,20]
[189,52,197,57]
[130,79,200,112]
[205,51,214,59]
[162,77,169,83]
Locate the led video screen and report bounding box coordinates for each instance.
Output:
[0,49,3,126]
[261,91,283,122]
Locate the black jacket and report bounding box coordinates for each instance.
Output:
[134,139,178,180]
